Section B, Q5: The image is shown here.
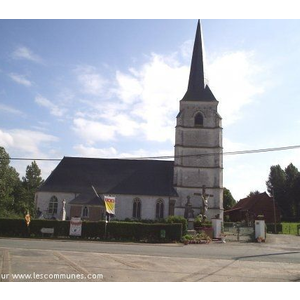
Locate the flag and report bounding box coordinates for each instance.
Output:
[104,196,116,215]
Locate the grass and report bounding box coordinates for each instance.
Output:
[281,222,300,235]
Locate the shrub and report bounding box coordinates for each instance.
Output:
[281,222,300,235]
[165,216,187,235]
[0,218,182,242]
[107,222,182,242]
[266,223,283,234]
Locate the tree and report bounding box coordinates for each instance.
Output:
[19,161,44,215]
[284,163,300,219]
[247,190,260,197]
[0,146,21,217]
[265,164,300,220]
[266,165,287,217]
[223,187,236,211]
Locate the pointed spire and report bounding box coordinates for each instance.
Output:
[182,20,216,102]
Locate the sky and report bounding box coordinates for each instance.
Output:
[1,19,300,201]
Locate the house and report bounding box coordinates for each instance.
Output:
[224,192,281,224]
[35,20,224,221]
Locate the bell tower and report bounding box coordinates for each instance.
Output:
[173,20,223,219]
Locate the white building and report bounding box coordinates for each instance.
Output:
[35,20,223,221]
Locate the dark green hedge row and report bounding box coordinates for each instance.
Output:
[266,223,283,233]
[266,223,300,235]
[0,218,182,242]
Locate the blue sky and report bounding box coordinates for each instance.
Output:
[1,19,300,200]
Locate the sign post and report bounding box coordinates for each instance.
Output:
[69,217,82,237]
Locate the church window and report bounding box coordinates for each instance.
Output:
[82,206,89,218]
[48,196,58,214]
[194,112,204,127]
[133,198,141,219]
[156,199,164,219]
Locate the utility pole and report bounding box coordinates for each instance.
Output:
[273,189,277,234]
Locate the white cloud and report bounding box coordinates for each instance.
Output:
[35,95,65,117]
[0,128,59,179]
[73,118,116,144]
[74,144,118,158]
[0,128,58,156]
[115,70,143,104]
[9,73,32,87]
[115,54,188,143]
[0,103,24,116]
[75,65,107,95]
[73,144,173,160]
[207,51,264,126]
[12,46,43,64]
[0,129,14,147]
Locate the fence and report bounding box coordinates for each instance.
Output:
[224,222,255,242]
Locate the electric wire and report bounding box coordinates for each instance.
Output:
[1,144,300,162]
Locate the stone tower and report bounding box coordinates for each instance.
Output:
[173,20,223,220]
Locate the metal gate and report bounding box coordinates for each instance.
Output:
[223,222,255,242]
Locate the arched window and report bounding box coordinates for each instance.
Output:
[48,196,58,214]
[82,206,89,218]
[133,198,141,219]
[156,199,164,219]
[194,112,204,127]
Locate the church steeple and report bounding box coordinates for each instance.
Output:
[182,20,216,102]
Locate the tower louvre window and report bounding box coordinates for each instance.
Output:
[195,112,204,126]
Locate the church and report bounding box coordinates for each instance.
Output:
[35,20,223,222]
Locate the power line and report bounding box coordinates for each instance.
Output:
[1,144,300,162]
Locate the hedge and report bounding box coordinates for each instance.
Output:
[266,223,300,235]
[266,223,283,234]
[281,222,300,235]
[0,218,182,242]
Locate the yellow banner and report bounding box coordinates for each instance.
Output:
[104,196,115,215]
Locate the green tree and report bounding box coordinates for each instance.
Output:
[223,187,236,211]
[284,163,300,219]
[19,161,44,215]
[266,165,287,219]
[0,146,21,217]
[247,190,260,197]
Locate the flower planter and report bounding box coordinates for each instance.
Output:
[197,227,214,239]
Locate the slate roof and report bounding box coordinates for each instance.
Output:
[181,20,217,102]
[69,191,104,206]
[38,157,178,197]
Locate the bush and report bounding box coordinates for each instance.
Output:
[194,217,212,229]
[165,216,187,235]
[281,222,300,235]
[266,223,283,233]
[107,222,182,242]
[0,218,28,237]
[0,218,182,242]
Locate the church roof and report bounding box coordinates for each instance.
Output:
[181,20,217,102]
[38,157,178,197]
[69,191,104,206]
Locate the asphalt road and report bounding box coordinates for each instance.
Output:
[1,234,300,282]
[1,235,300,263]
